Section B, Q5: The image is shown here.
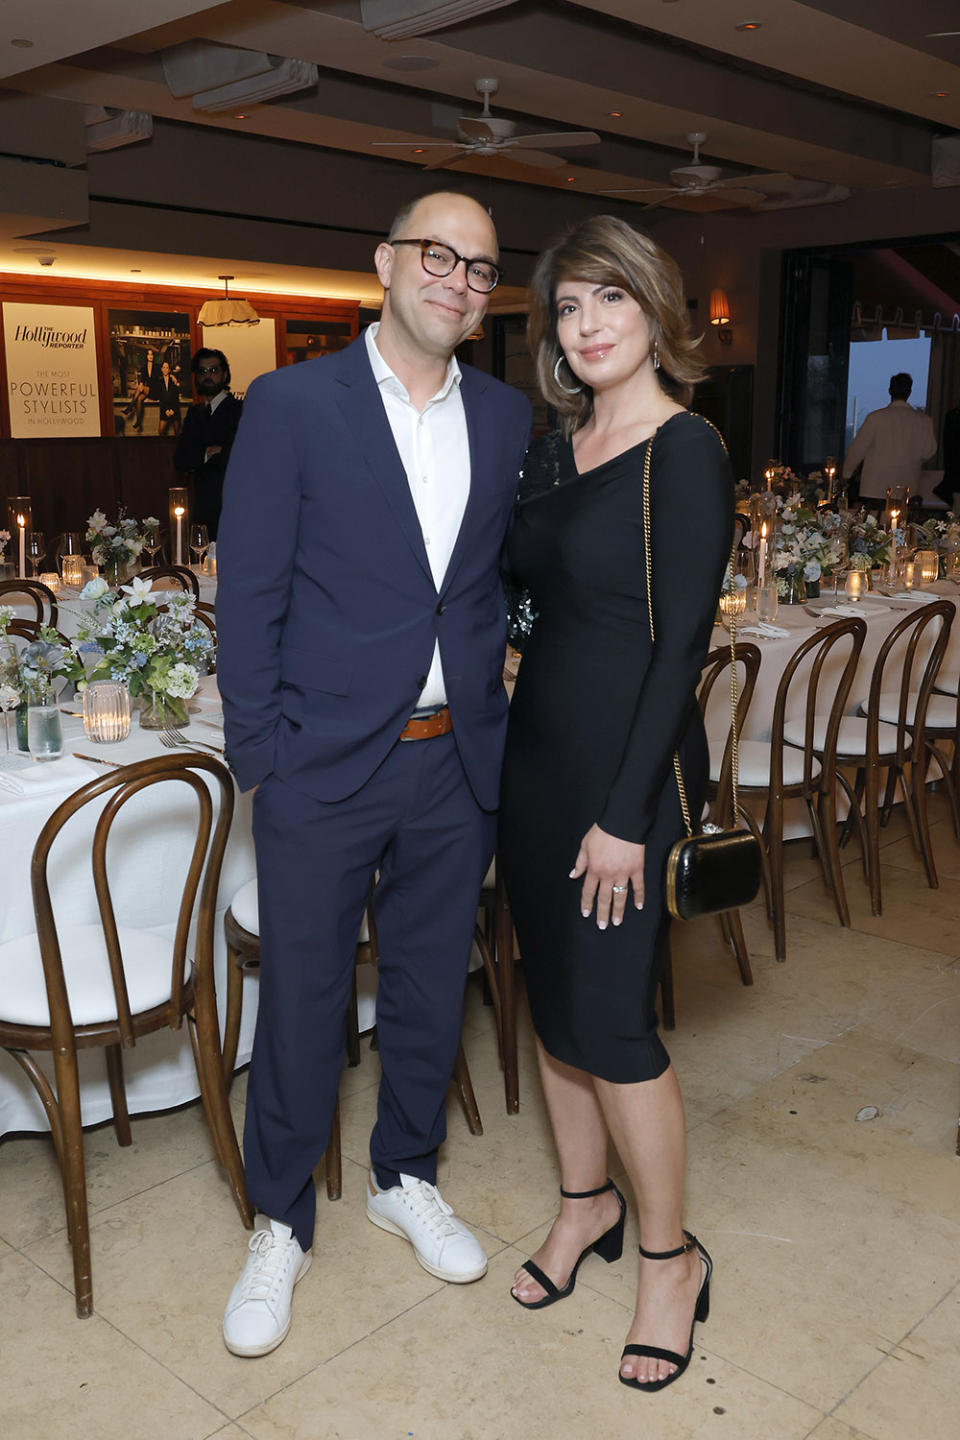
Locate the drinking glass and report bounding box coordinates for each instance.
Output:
[26,533,46,578]
[27,701,63,761]
[141,525,162,564]
[62,554,85,590]
[83,680,131,743]
[189,524,209,570]
[56,532,84,573]
[757,584,779,623]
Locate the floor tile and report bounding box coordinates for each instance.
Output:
[805,1421,880,1440]
[0,1247,223,1440]
[833,1286,960,1440]
[785,862,960,957]
[238,1248,822,1440]
[24,1159,458,1420]
[0,1100,223,1249]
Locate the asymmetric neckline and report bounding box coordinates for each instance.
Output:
[567,409,687,479]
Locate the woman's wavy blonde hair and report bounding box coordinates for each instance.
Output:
[529,215,705,434]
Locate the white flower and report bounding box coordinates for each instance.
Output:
[143,516,160,530]
[87,509,108,534]
[120,576,155,601]
[0,682,19,711]
[80,577,109,598]
[165,662,199,700]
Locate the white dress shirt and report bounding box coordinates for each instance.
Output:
[365,322,470,709]
[842,400,937,499]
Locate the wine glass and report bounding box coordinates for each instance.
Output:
[189,524,209,571]
[26,532,46,578]
[141,523,162,565]
[55,531,84,574]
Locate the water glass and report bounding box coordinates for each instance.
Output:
[757,584,779,623]
[27,702,63,762]
[83,681,131,743]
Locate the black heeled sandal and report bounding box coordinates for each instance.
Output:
[619,1231,713,1393]
[511,1179,627,1310]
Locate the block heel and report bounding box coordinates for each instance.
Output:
[511,1178,627,1310]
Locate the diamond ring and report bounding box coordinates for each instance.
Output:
[611,884,628,894]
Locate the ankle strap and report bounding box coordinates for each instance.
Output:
[560,1179,614,1200]
[638,1231,697,1261]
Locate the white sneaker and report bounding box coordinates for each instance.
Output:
[222,1218,312,1357]
[366,1172,488,1283]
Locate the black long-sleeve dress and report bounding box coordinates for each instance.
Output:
[499,411,733,1084]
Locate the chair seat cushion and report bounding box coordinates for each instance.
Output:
[0,925,185,1028]
[784,714,899,757]
[736,739,820,788]
[859,691,957,730]
[228,878,370,942]
[935,673,959,698]
[708,738,724,784]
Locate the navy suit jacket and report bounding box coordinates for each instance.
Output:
[216,333,531,809]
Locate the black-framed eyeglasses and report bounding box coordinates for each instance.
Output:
[196,364,224,375]
[391,238,501,294]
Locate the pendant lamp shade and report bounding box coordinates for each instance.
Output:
[198,276,260,327]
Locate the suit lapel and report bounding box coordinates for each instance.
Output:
[332,335,432,581]
[440,365,490,597]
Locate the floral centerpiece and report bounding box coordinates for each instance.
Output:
[913,513,959,573]
[74,576,213,728]
[846,513,892,572]
[86,509,159,586]
[773,493,843,600]
[0,529,10,562]
[0,604,84,748]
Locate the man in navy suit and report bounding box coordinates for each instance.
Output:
[217,191,530,1355]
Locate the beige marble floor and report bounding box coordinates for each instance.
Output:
[2,798,959,1440]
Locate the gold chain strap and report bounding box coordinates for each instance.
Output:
[641,428,741,840]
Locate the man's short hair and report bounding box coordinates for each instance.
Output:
[386,191,490,242]
[191,347,231,387]
[889,372,913,400]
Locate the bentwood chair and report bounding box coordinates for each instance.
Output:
[835,599,954,911]
[219,877,486,1198]
[930,649,960,839]
[472,857,520,1113]
[658,640,762,1030]
[742,618,867,961]
[0,753,253,1316]
[0,577,60,627]
[138,565,201,599]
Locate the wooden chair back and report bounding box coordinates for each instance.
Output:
[29,752,234,1053]
[771,618,867,795]
[861,600,954,765]
[4,617,71,649]
[138,565,201,599]
[0,578,59,627]
[698,640,761,823]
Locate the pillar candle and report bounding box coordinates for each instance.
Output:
[17,515,25,579]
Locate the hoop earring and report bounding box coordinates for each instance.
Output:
[553,353,582,396]
[652,340,661,372]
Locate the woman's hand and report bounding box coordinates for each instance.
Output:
[570,823,645,930]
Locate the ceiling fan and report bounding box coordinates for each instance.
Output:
[603,132,795,210]
[372,77,600,170]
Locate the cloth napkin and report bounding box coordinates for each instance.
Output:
[741,623,790,639]
[888,590,936,603]
[0,755,104,796]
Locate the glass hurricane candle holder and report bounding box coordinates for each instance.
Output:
[915,549,939,586]
[61,555,85,590]
[168,487,189,567]
[845,569,866,601]
[83,681,131,743]
[38,572,61,595]
[719,588,747,627]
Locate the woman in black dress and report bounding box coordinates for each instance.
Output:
[499,216,733,1392]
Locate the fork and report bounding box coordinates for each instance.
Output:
[160,728,224,755]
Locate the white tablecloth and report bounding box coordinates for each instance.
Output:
[0,674,258,1138]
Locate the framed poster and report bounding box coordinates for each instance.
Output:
[200,317,277,399]
[2,302,100,437]
[108,309,191,437]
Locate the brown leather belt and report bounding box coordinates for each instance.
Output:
[400,706,453,742]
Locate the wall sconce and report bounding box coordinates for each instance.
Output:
[709,288,733,345]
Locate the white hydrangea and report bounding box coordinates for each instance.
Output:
[165,662,199,700]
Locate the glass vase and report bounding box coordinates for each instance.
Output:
[782,571,806,605]
[102,553,133,587]
[138,689,189,731]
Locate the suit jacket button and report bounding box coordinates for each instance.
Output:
[416,674,427,689]
[436,602,445,615]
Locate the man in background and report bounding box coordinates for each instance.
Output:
[842,372,936,504]
[174,348,243,538]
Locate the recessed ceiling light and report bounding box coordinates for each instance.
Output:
[234,112,247,119]
[736,22,762,31]
[930,91,950,98]
[413,148,425,154]
[566,176,575,182]
[382,54,439,72]
[607,110,623,118]
[130,268,142,273]
[11,37,34,47]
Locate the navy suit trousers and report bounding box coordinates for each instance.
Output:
[244,731,495,1251]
